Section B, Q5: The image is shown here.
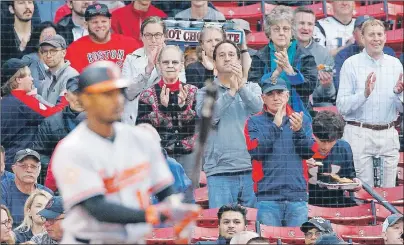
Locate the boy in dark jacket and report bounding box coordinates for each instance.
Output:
[294,110,362,207]
[245,78,311,227]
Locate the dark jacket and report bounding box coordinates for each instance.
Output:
[32,106,86,164]
[245,108,311,202]
[56,14,75,45]
[334,42,396,91]
[1,90,67,169]
[248,43,317,107]
[294,138,358,207]
[195,236,229,245]
[185,61,214,89]
[136,80,198,155]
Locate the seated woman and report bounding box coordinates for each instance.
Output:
[249,5,317,112]
[136,45,198,202]
[14,190,53,243]
[1,205,15,245]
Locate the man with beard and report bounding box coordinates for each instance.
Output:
[0,149,53,228]
[65,3,142,73]
[1,0,36,66]
[51,61,199,244]
[56,0,94,45]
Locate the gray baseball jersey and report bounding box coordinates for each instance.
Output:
[51,122,174,244]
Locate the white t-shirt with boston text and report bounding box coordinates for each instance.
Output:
[51,122,174,244]
[314,16,356,52]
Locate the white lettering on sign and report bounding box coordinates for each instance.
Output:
[165,28,243,44]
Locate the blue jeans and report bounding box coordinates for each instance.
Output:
[257,201,308,227]
[207,172,256,208]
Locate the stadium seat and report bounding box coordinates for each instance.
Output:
[212,1,239,8]
[215,3,264,31]
[354,3,403,18]
[386,28,404,52]
[196,208,258,228]
[332,224,383,245]
[375,203,404,222]
[145,228,176,245]
[200,171,207,187]
[400,152,404,167]
[354,186,404,206]
[299,2,332,18]
[308,204,376,226]
[247,32,269,49]
[194,187,209,208]
[260,225,306,245]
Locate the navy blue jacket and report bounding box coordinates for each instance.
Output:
[245,110,311,202]
[1,90,67,169]
[334,42,396,91]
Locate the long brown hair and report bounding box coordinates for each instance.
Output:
[1,205,16,244]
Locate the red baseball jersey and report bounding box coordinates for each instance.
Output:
[66,34,142,73]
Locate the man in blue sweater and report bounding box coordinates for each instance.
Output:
[245,78,311,227]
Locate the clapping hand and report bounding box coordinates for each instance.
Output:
[146,45,163,75]
[364,72,376,98]
[231,62,245,89]
[160,84,170,107]
[273,101,287,127]
[289,111,303,132]
[318,71,333,88]
[201,50,214,71]
[274,48,293,74]
[393,73,403,94]
[178,84,188,107]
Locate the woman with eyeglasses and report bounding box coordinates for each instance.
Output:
[14,190,52,243]
[1,205,15,245]
[249,5,317,115]
[136,45,198,203]
[122,16,186,126]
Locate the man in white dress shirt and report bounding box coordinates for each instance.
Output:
[337,19,403,187]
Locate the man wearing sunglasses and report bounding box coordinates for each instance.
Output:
[31,196,64,244]
[300,217,334,245]
[0,149,53,228]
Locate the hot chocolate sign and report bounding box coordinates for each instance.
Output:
[165,27,243,44]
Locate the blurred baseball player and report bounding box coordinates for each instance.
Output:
[50,61,199,244]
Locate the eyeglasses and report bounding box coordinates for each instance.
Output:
[160,60,181,66]
[44,217,64,225]
[271,26,292,33]
[16,163,40,170]
[304,231,322,238]
[143,32,164,40]
[40,49,62,56]
[1,219,12,227]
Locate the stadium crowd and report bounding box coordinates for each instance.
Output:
[0,0,403,244]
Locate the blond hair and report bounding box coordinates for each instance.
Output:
[15,190,52,233]
[1,205,16,244]
[5,66,31,92]
[264,5,294,39]
[361,19,385,35]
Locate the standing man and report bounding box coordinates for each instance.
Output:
[66,3,142,73]
[314,1,356,57]
[334,15,396,91]
[56,0,94,45]
[337,19,403,187]
[38,34,79,105]
[51,61,199,244]
[293,6,336,106]
[111,0,166,42]
[244,78,310,227]
[196,40,263,208]
[175,0,225,20]
[1,1,35,65]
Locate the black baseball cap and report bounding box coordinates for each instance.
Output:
[13,149,40,163]
[66,76,79,93]
[301,217,334,233]
[262,77,288,94]
[1,58,31,85]
[38,196,64,219]
[78,61,130,94]
[85,3,112,21]
[354,15,374,28]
